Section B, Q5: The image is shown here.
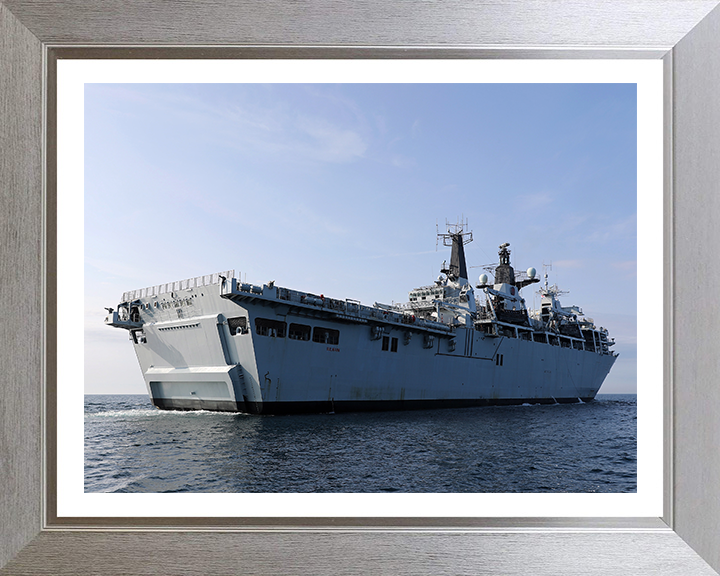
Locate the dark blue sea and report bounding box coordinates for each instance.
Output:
[84,394,636,493]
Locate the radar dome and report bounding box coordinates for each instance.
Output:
[479,274,489,285]
[527,267,537,279]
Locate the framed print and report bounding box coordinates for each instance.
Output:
[2,1,720,574]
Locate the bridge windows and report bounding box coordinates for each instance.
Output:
[289,323,311,341]
[253,318,341,344]
[312,326,340,345]
[255,318,286,338]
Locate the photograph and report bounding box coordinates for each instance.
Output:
[83,81,638,494]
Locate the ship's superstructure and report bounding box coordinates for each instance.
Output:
[105,223,617,414]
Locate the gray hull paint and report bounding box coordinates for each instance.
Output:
[126,284,616,414]
[151,397,599,415]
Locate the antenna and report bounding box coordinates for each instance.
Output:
[437,218,473,280]
[542,261,552,289]
[438,217,473,247]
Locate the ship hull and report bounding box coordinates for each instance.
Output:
[150,396,599,415]
[125,282,616,415]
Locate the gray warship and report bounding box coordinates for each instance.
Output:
[105,223,617,414]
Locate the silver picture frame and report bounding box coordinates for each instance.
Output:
[2,1,720,574]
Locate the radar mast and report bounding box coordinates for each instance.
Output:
[438,218,472,283]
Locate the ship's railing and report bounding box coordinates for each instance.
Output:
[394,300,436,312]
[397,295,472,312]
[411,284,441,292]
[273,286,451,332]
[122,270,235,303]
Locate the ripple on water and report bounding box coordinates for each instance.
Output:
[84,394,637,493]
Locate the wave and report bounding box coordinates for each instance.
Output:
[85,408,241,420]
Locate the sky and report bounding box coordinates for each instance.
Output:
[84,82,638,394]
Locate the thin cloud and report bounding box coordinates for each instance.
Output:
[517,192,554,211]
[363,250,438,260]
[553,259,585,268]
[295,115,368,163]
[612,260,637,277]
[411,119,421,137]
[391,154,417,169]
[283,202,351,239]
[586,214,637,243]
[612,260,637,271]
[100,84,372,166]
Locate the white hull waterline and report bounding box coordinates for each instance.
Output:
[105,223,617,414]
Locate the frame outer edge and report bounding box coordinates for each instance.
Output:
[1,0,719,574]
[1,0,719,46]
[3,530,720,576]
[671,3,720,573]
[0,1,44,569]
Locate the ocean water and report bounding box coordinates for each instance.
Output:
[84,394,636,493]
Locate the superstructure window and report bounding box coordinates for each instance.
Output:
[382,336,389,351]
[255,318,286,338]
[390,337,398,352]
[289,323,311,341]
[312,326,339,345]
